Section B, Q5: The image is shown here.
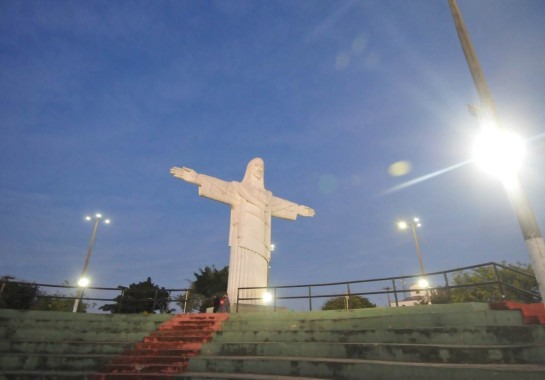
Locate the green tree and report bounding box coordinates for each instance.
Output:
[429,286,452,304]
[0,277,39,309]
[176,266,228,313]
[450,262,538,303]
[321,295,376,310]
[99,277,170,314]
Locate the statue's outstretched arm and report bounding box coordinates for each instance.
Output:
[170,166,200,185]
[298,205,316,218]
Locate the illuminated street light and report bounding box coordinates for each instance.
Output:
[449,0,545,299]
[417,278,429,289]
[73,213,111,313]
[398,218,430,303]
[472,128,526,183]
[397,218,426,275]
[77,277,90,288]
[262,292,273,304]
[267,243,275,287]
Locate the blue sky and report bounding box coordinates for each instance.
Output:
[1,1,544,308]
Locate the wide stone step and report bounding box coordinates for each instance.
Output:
[121,348,198,356]
[0,339,131,355]
[0,310,172,324]
[0,370,97,379]
[0,353,113,371]
[177,372,327,380]
[100,361,188,374]
[222,310,523,330]
[144,335,212,344]
[150,329,215,337]
[186,355,545,380]
[135,341,204,351]
[92,372,187,379]
[200,341,545,364]
[109,354,195,365]
[228,303,497,320]
[0,318,163,332]
[4,328,150,342]
[212,325,545,346]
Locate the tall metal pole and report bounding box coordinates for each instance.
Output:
[411,223,426,275]
[448,0,545,299]
[73,214,109,312]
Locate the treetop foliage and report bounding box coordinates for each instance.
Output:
[447,261,538,303]
[176,265,229,313]
[99,277,170,314]
[321,295,376,310]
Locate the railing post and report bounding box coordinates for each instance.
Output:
[392,279,399,307]
[118,289,125,313]
[273,287,277,312]
[492,263,506,300]
[443,273,451,302]
[308,286,312,311]
[152,289,158,311]
[236,288,240,313]
[183,290,189,313]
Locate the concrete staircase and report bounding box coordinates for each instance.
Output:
[2,303,545,379]
[0,309,229,380]
[92,313,228,379]
[181,303,545,380]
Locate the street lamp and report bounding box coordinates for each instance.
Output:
[398,218,431,303]
[397,218,426,275]
[73,213,110,313]
[267,243,275,287]
[449,0,545,299]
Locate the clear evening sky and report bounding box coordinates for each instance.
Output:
[1,1,544,303]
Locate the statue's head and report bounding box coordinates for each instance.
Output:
[242,157,265,188]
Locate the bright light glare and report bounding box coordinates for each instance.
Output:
[417,278,429,288]
[262,292,273,304]
[397,221,408,230]
[472,129,525,180]
[77,277,90,287]
[85,216,92,221]
[104,219,111,224]
[95,213,102,218]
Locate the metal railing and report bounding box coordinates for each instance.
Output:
[0,280,190,313]
[2,262,539,314]
[236,262,540,312]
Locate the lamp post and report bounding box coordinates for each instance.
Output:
[398,218,431,304]
[448,0,545,299]
[267,243,275,287]
[72,213,110,313]
[398,218,426,275]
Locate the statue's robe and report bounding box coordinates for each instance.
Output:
[196,174,302,304]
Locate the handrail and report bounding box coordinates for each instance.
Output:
[2,262,539,313]
[236,262,540,311]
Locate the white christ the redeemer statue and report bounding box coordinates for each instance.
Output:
[170,157,315,305]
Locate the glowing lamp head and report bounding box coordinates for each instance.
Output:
[397,221,408,230]
[262,292,273,304]
[417,278,429,289]
[77,277,90,287]
[472,128,525,181]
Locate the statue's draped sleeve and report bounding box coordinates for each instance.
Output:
[270,195,301,220]
[196,174,235,206]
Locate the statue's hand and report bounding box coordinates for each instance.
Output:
[170,166,198,184]
[298,205,316,217]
